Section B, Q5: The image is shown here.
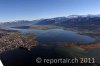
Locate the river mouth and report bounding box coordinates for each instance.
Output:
[16,28,95,44]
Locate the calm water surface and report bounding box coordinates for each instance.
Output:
[17,28,95,44]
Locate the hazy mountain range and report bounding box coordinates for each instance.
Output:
[0,15,100,27]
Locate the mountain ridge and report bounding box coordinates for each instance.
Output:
[0,15,100,27]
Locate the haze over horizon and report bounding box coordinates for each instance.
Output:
[0,0,100,22]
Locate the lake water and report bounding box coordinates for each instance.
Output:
[17,28,95,44]
[0,28,97,66]
[0,46,88,66]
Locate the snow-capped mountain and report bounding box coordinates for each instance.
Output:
[0,15,100,27]
[36,15,100,26]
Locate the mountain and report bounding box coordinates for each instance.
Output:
[0,20,39,28]
[0,15,100,28]
[36,15,100,26]
[35,17,68,25]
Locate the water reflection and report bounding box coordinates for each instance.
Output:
[19,29,95,44]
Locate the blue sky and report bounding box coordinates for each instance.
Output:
[0,0,100,22]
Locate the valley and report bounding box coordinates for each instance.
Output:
[0,15,100,66]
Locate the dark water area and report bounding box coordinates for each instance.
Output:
[0,46,98,66]
[0,47,33,66]
[88,48,100,64]
[18,29,95,44]
[0,47,59,66]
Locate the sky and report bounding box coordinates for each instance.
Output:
[0,0,100,22]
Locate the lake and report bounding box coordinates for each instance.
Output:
[0,28,97,66]
[0,46,89,66]
[16,28,95,44]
